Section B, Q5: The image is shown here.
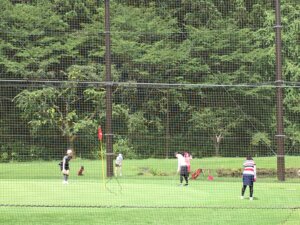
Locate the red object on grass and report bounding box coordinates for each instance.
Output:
[191,169,202,180]
[98,126,103,141]
[208,175,214,181]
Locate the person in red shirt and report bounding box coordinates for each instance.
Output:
[184,151,192,177]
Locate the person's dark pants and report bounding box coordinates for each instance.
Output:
[180,166,188,184]
[241,175,254,197]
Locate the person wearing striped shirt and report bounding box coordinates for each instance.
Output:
[241,156,256,200]
[175,152,188,186]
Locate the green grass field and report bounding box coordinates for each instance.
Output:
[0,157,299,225]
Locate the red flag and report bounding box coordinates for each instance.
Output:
[98,126,103,141]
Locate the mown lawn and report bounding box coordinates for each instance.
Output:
[0,157,299,225]
[1,156,299,179]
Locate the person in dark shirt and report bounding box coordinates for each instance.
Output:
[59,149,73,184]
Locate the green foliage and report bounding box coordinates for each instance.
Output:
[0,144,51,161]
[251,132,271,147]
[13,65,105,148]
[128,112,149,135]
[0,152,9,162]
[0,0,299,159]
[113,137,136,159]
[189,107,241,137]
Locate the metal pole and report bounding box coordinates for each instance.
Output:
[165,90,170,158]
[274,0,285,181]
[104,0,114,177]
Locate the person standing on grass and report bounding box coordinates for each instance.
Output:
[184,151,192,177]
[241,156,256,200]
[59,149,73,184]
[115,153,123,176]
[175,152,188,186]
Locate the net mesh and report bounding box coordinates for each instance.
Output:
[0,0,300,224]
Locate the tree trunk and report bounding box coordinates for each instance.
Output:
[213,134,223,157]
[68,135,76,150]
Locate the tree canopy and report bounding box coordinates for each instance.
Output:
[0,0,299,159]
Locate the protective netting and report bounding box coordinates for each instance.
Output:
[0,0,299,224]
[2,82,300,160]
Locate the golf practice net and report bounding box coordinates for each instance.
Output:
[0,1,299,224]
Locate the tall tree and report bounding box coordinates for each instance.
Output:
[14,65,105,149]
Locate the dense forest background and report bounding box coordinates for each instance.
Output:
[0,0,299,161]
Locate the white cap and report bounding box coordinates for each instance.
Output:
[67,149,73,154]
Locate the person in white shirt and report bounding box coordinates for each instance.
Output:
[115,153,123,176]
[241,156,257,200]
[175,152,188,186]
[59,149,73,184]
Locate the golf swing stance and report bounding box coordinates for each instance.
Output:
[175,152,189,186]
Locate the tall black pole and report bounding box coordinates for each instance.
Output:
[274,0,285,181]
[104,0,113,177]
[165,90,170,158]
